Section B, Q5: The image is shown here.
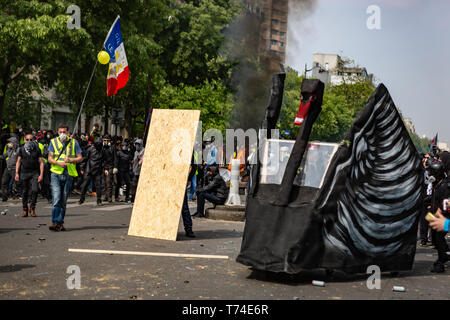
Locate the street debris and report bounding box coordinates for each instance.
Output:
[312,280,325,287]
[392,286,406,292]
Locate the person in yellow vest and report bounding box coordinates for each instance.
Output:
[47,124,83,231]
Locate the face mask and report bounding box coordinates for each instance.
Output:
[59,133,68,142]
[24,141,35,153]
[47,135,51,139]
[135,145,142,152]
[6,143,12,150]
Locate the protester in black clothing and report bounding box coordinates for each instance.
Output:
[114,141,132,203]
[78,138,104,205]
[192,165,229,218]
[102,135,116,203]
[181,154,198,237]
[15,133,44,217]
[428,160,450,273]
[1,136,20,201]
[73,133,90,193]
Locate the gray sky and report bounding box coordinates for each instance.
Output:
[286,0,450,142]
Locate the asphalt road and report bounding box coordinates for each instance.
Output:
[1,196,449,300]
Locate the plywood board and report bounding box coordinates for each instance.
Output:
[128,109,200,240]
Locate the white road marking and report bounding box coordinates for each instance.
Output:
[68,248,229,259]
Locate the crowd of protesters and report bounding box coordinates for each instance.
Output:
[0,123,146,224]
[419,145,450,273]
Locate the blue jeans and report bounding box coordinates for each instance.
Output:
[51,172,74,225]
[188,175,197,200]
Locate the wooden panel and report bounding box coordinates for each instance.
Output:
[128,109,200,240]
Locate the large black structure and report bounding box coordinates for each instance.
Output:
[237,75,423,274]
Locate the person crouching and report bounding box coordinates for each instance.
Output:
[192,165,229,218]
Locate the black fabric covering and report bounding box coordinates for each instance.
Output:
[237,82,423,274]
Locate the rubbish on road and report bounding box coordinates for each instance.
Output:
[184,280,189,283]
[392,286,405,292]
[129,295,137,299]
[293,296,300,300]
[312,280,325,287]
[38,238,46,241]
[1,209,8,215]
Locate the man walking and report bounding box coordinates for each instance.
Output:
[114,141,132,203]
[102,135,115,203]
[1,136,20,201]
[47,124,83,231]
[15,133,44,217]
[37,134,51,203]
[78,137,104,206]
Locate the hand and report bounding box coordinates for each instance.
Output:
[59,162,67,168]
[105,170,109,176]
[38,175,43,183]
[429,212,448,232]
[113,168,118,174]
[80,170,84,175]
[15,174,19,182]
[64,157,71,163]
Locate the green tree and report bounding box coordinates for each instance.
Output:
[0,0,90,124]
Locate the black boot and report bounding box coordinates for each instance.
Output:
[185,229,195,238]
[431,261,445,273]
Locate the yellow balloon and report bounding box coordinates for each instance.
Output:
[97,51,110,65]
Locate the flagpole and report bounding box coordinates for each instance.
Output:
[73,59,99,135]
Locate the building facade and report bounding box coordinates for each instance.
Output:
[311,53,373,86]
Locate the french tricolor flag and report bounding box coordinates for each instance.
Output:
[104,16,129,96]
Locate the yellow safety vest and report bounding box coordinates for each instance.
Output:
[50,137,78,177]
[38,142,48,164]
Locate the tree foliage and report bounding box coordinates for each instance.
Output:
[0,0,241,136]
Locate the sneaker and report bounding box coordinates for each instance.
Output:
[96,201,103,206]
[185,229,195,238]
[191,211,199,217]
[419,240,428,247]
[431,261,445,273]
[59,224,66,231]
[49,224,59,232]
[78,199,84,205]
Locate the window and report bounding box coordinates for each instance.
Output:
[280,32,285,38]
[272,19,278,24]
[271,40,278,46]
[279,42,284,47]
[280,21,286,27]
[271,29,278,36]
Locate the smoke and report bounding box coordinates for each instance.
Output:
[222,0,318,132]
[285,0,318,69]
